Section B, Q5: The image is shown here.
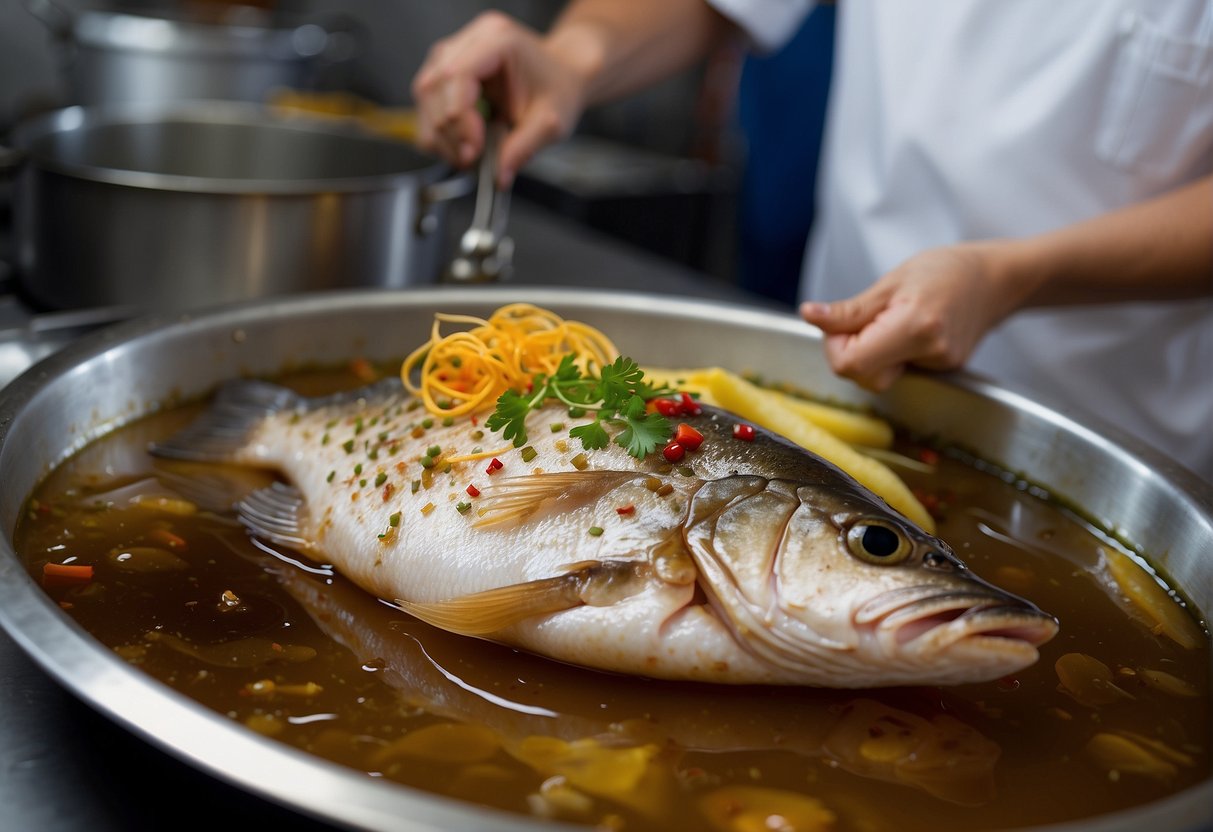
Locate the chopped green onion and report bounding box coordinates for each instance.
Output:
[587,526,604,537]
[375,472,388,487]
[520,446,538,463]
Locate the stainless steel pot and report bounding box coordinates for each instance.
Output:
[24,0,359,106]
[8,102,470,311]
[0,288,1208,832]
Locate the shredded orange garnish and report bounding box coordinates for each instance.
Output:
[401,303,618,418]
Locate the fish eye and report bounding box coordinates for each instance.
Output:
[846,520,912,564]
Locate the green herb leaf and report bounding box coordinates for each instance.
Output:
[485,354,675,459]
[616,411,670,459]
[485,389,534,447]
[569,420,610,451]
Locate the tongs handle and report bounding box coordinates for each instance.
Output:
[445,119,514,284]
[468,121,511,246]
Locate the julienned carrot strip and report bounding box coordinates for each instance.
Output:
[42,562,94,585]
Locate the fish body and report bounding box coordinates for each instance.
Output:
[154,377,1057,687]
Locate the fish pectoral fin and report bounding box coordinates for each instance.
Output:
[399,560,650,636]
[237,482,315,553]
[399,574,583,635]
[474,471,637,529]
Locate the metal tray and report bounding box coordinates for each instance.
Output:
[0,287,1209,831]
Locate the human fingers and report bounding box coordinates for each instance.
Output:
[497,102,567,188]
[824,332,906,391]
[413,49,483,164]
[799,285,893,335]
[818,299,931,391]
[413,13,524,165]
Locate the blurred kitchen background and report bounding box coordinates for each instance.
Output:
[0,0,835,307]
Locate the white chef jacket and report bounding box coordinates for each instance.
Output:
[710,0,1213,480]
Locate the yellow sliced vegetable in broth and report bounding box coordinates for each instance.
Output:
[373,722,500,766]
[509,736,668,818]
[1101,546,1204,649]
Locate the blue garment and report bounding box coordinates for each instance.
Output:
[735,5,835,307]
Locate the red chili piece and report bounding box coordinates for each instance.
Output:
[732,423,756,441]
[662,441,686,463]
[673,423,703,451]
[466,484,480,498]
[486,457,504,474]
[615,504,636,516]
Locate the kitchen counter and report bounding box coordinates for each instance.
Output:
[0,197,785,831]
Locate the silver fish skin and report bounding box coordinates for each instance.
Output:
[153,377,1058,687]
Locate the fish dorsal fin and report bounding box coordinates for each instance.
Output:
[237,482,315,553]
[150,377,403,463]
[474,471,639,529]
[150,380,303,462]
[398,560,649,636]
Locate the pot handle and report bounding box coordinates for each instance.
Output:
[21,0,74,39]
[416,171,476,236]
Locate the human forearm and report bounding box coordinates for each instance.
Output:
[989,174,1213,310]
[800,175,1213,391]
[545,0,733,107]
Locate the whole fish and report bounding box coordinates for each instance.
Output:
[153,377,1058,687]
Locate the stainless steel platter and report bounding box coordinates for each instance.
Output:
[0,287,1209,832]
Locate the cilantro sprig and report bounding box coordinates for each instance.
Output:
[485,355,675,459]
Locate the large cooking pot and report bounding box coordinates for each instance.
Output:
[7,101,470,311]
[24,0,359,106]
[0,288,1208,831]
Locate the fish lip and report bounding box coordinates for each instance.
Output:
[867,590,1059,651]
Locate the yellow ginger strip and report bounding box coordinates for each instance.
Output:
[445,445,514,464]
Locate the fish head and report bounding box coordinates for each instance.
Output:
[687,477,1059,686]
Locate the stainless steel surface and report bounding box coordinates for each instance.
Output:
[0,287,1209,832]
[447,121,514,283]
[10,102,466,310]
[24,0,354,106]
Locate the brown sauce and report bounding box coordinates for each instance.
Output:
[14,368,1210,832]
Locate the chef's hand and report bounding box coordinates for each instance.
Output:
[411,12,588,187]
[799,244,1023,391]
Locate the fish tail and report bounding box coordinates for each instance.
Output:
[150,379,303,462]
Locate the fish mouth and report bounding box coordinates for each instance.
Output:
[862,587,1059,655]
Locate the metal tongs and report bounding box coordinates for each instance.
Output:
[446,120,513,283]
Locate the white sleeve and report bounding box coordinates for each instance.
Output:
[706,0,816,52]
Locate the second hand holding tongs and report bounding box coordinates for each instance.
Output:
[446,118,513,283]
